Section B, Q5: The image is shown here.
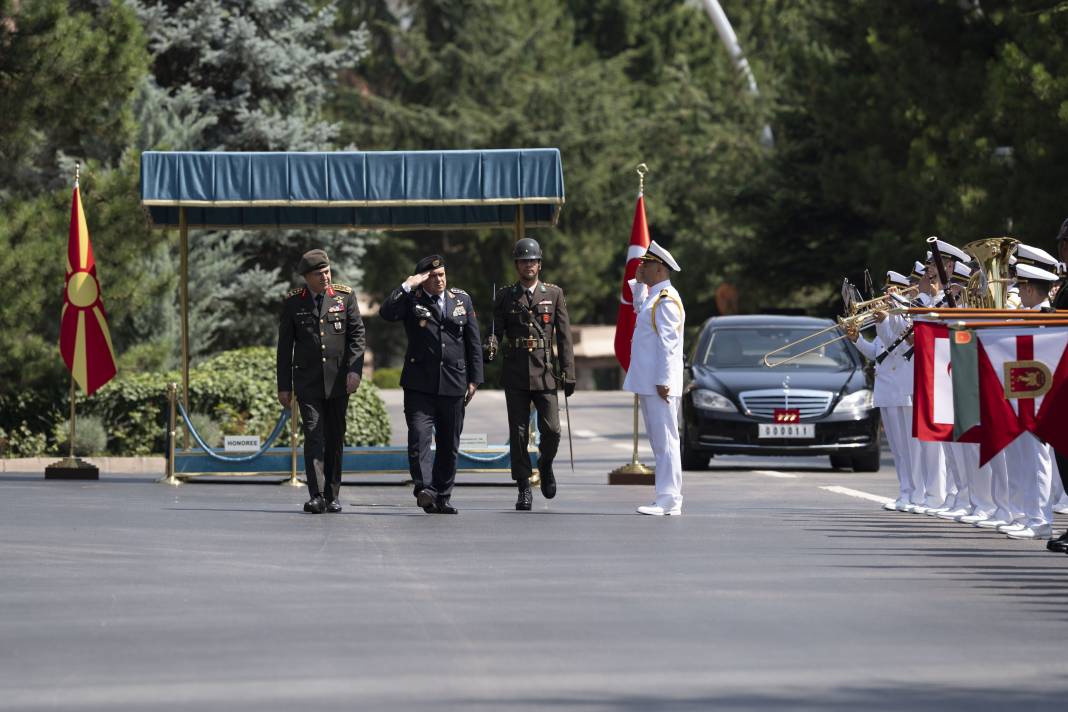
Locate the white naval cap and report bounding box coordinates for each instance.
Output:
[931,239,969,263]
[639,240,681,272]
[1015,263,1059,284]
[1015,243,1059,270]
[950,261,972,284]
[910,260,926,279]
[886,270,909,287]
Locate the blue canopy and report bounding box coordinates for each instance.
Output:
[140,149,565,230]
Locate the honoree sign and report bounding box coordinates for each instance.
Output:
[224,435,261,452]
[459,433,488,449]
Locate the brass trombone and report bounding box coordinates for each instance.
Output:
[762,286,918,368]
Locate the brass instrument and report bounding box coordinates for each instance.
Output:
[964,237,1018,309]
[762,286,918,368]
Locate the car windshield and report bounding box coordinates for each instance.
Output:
[700,326,856,371]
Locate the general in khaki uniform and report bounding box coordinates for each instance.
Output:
[276,249,365,514]
[623,241,686,516]
[489,237,575,511]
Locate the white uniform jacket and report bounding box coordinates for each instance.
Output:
[622,278,686,396]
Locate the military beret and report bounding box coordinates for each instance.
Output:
[296,249,329,274]
[415,254,445,273]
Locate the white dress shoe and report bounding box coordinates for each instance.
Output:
[1054,505,1068,515]
[911,505,930,514]
[883,501,898,511]
[937,508,969,520]
[976,518,1011,529]
[997,522,1026,533]
[959,513,990,524]
[925,507,950,516]
[636,504,682,516]
[1005,524,1053,540]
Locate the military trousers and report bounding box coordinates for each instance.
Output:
[505,389,560,482]
[403,389,465,499]
[298,395,348,501]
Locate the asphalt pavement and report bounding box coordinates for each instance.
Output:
[1,390,1066,711]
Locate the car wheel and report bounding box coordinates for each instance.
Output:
[829,454,852,470]
[851,449,881,473]
[681,428,709,471]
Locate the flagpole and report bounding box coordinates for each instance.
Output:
[608,164,654,485]
[46,161,98,480]
[179,206,190,449]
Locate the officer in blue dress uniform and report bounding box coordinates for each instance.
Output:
[277,249,365,514]
[380,255,484,513]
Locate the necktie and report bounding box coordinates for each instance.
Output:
[315,293,324,314]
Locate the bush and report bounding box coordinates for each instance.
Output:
[55,416,108,456]
[187,412,222,449]
[371,367,401,389]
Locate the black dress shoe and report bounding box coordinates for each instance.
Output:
[416,489,437,513]
[436,498,458,515]
[516,488,533,511]
[325,499,342,513]
[1046,532,1068,553]
[303,495,326,514]
[538,458,557,499]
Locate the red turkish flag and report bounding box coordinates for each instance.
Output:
[912,321,954,441]
[613,194,651,371]
[59,183,117,395]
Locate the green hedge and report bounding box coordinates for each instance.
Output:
[371,367,401,389]
[1,347,390,456]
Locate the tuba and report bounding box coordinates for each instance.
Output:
[964,237,1018,309]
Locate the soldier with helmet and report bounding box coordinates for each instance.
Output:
[485,237,575,511]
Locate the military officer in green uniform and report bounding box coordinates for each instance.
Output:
[486,237,575,510]
[277,249,365,514]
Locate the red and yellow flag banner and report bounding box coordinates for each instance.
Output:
[60,182,116,395]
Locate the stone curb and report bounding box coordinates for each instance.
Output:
[0,457,165,474]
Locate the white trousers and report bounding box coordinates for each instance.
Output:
[955,442,996,517]
[1003,433,1054,528]
[988,450,1014,523]
[639,394,683,510]
[943,442,969,511]
[881,406,914,503]
[908,436,946,507]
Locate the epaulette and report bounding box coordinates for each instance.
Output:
[448,287,468,296]
[660,288,670,296]
[543,283,559,290]
[286,287,304,299]
[332,284,353,294]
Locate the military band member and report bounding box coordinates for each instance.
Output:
[380,255,483,514]
[623,241,686,516]
[277,249,366,514]
[850,271,916,511]
[486,237,575,511]
[1049,218,1068,553]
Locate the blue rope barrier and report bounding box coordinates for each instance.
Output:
[176,402,290,462]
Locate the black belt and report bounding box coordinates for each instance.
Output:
[509,337,546,349]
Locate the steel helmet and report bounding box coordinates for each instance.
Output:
[512,237,542,260]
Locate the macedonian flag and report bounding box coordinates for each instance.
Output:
[60,181,117,395]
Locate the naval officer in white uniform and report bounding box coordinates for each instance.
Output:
[623,241,686,516]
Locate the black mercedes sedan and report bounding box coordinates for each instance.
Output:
[681,315,880,471]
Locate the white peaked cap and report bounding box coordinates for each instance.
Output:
[925,251,932,261]
[1015,243,1059,269]
[886,270,909,287]
[933,239,969,263]
[911,260,926,277]
[639,240,681,272]
[952,262,972,278]
[1015,263,1059,283]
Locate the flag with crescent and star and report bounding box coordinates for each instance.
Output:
[59,178,117,395]
[613,193,651,371]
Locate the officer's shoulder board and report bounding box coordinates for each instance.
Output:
[332,283,353,294]
[286,287,305,299]
[448,287,468,297]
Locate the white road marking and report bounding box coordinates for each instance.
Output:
[574,429,599,439]
[752,470,798,479]
[819,485,894,505]
[612,442,650,452]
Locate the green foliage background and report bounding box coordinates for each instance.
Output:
[3,0,1068,453]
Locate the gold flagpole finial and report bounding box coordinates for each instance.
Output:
[635,163,648,195]
[75,162,80,187]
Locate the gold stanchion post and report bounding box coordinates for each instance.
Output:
[286,398,302,486]
[162,383,180,486]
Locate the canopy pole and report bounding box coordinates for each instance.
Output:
[514,203,525,242]
[179,207,190,449]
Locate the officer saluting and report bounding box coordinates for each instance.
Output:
[277,249,365,514]
[380,255,483,514]
[487,237,575,511]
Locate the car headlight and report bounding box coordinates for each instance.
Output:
[833,388,874,413]
[692,388,736,412]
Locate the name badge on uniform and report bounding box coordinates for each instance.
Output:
[333,321,343,333]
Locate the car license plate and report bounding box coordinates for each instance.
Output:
[758,423,815,439]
